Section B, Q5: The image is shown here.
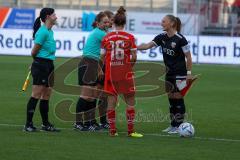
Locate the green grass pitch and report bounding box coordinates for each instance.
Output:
[0,55,240,160]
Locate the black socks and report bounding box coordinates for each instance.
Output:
[168,98,186,127]
[26,97,38,125]
[76,97,97,126]
[76,97,88,125]
[39,100,49,126]
[98,97,108,124]
[87,100,97,125]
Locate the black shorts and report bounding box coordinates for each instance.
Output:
[31,57,54,87]
[78,57,99,86]
[165,75,187,93]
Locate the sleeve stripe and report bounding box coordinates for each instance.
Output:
[152,41,158,47]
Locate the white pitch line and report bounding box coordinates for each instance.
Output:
[144,133,240,142]
[1,123,240,143]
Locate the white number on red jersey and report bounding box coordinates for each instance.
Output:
[110,40,125,61]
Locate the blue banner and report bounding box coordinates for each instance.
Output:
[4,8,35,29]
[82,12,96,31]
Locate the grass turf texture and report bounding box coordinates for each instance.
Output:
[0,55,240,160]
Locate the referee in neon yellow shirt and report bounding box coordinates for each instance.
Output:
[23,8,59,132]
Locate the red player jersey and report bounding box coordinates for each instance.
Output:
[101,30,137,81]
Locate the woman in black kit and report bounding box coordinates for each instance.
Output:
[137,15,192,134]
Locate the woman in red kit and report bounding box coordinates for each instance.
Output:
[101,6,143,138]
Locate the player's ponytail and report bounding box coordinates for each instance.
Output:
[33,17,41,39]
[114,6,126,26]
[175,17,182,33]
[166,15,182,33]
[32,8,55,39]
[117,6,126,14]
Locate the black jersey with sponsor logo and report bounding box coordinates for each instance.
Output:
[152,32,190,76]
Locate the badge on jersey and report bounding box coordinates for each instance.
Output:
[171,42,176,48]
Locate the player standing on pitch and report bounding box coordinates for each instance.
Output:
[137,15,192,134]
[23,8,59,132]
[74,12,109,131]
[83,10,114,130]
[93,10,114,129]
[96,10,114,128]
[101,6,143,137]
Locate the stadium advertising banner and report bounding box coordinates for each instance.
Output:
[41,9,198,35]
[0,7,35,29]
[1,7,197,35]
[35,9,97,32]
[0,29,240,64]
[126,12,198,35]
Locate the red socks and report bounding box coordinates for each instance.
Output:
[107,109,116,134]
[126,107,135,135]
[107,107,135,135]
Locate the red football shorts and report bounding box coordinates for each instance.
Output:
[104,78,135,96]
